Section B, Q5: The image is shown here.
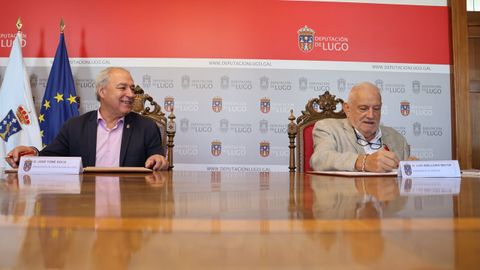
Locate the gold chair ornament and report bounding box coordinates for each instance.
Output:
[132,85,176,170]
[288,91,346,172]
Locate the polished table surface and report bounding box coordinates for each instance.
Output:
[0,171,479,269]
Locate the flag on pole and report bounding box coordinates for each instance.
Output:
[39,32,79,146]
[0,32,42,165]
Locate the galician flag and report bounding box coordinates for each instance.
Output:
[0,32,42,166]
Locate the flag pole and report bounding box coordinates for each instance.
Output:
[16,17,22,31]
[60,17,65,33]
[16,17,23,51]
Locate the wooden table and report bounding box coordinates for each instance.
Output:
[0,171,479,269]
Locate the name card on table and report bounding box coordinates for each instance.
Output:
[18,156,83,175]
[398,160,460,178]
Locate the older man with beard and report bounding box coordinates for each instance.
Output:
[310,82,413,172]
[6,67,168,170]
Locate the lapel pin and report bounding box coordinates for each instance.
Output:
[127,124,130,129]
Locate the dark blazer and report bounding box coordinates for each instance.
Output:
[40,111,164,167]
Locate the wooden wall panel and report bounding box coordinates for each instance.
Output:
[471,94,480,168]
[468,12,480,92]
[468,12,480,168]
[450,0,472,169]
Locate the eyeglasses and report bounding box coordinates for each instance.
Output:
[353,128,383,150]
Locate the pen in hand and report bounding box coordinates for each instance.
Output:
[8,150,36,159]
[4,149,36,168]
[2,152,34,159]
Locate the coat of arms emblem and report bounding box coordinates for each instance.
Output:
[260,97,270,114]
[164,96,175,112]
[23,159,33,172]
[400,101,410,116]
[259,141,270,157]
[404,164,412,176]
[212,97,222,113]
[211,140,222,156]
[298,25,315,53]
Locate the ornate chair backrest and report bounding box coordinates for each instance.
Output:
[288,91,346,172]
[132,85,176,170]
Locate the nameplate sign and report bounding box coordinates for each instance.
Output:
[398,160,460,178]
[18,156,83,175]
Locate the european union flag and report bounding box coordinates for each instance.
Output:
[39,33,79,146]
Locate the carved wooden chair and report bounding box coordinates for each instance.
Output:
[132,85,176,170]
[288,91,346,172]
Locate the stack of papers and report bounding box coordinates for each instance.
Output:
[83,167,153,173]
[307,171,397,177]
[461,169,480,177]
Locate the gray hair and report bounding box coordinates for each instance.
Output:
[95,67,132,101]
[348,81,382,103]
